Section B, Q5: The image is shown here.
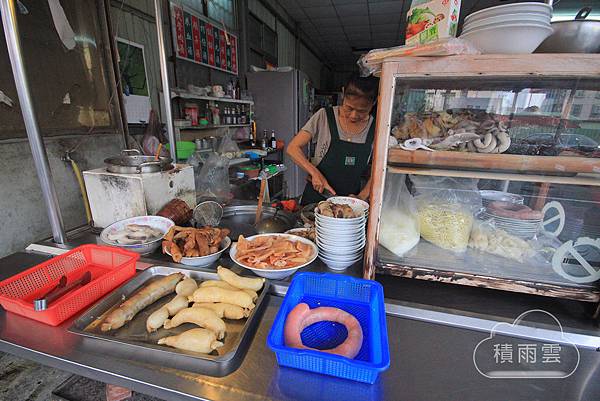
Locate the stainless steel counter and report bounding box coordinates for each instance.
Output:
[1,231,600,400]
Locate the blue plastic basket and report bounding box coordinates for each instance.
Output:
[267,272,390,384]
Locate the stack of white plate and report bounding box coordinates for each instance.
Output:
[481,210,542,239]
[460,2,553,54]
[315,198,368,270]
[480,190,524,209]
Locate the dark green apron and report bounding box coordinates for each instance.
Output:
[301,107,375,205]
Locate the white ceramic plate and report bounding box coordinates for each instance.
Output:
[284,228,315,242]
[100,216,174,254]
[229,233,318,280]
[165,237,231,267]
[463,12,550,31]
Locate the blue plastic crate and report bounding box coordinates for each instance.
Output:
[267,272,390,384]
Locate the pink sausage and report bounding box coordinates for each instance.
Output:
[283,303,363,359]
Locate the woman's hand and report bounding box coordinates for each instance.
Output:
[311,171,336,195]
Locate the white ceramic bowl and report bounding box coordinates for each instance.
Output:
[317,230,365,244]
[318,253,363,271]
[315,215,366,227]
[316,234,365,245]
[166,237,231,268]
[463,19,550,35]
[229,233,318,280]
[316,225,365,238]
[465,2,552,23]
[315,218,366,233]
[463,13,550,33]
[460,23,553,54]
[318,244,365,257]
[319,247,363,259]
[316,236,367,249]
[100,216,174,254]
[327,196,369,214]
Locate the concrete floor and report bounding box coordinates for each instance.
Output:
[0,352,163,401]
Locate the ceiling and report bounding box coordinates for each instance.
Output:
[276,0,590,69]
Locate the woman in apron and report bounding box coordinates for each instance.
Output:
[287,74,378,205]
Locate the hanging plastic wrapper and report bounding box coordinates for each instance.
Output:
[379,173,420,257]
[196,153,230,202]
[357,38,479,77]
[217,131,241,158]
[410,175,481,253]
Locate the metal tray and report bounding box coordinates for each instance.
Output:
[69,266,270,376]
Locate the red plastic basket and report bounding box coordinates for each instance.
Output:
[0,245,138,326]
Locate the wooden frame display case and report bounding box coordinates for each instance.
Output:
[364,54,600,302]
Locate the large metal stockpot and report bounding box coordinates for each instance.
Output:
[104,149,173,174]
[536,7,600,53]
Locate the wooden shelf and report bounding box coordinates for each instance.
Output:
[388,148,600,176]
[387,166,600,186]
[178,124,251,130]
[171,91,254,105]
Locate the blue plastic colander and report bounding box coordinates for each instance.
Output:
[267,272,390,384]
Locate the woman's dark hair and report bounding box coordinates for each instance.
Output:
[343,73,379,102]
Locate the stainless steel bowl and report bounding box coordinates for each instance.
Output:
[221,205,296,238]
[536,7,600,53]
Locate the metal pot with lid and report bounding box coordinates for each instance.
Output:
[104,149,173,174]
[536,7,600,53]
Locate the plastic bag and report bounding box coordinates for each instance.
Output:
[217,131,240,156]
[141,110,169,157]
[469,219,536,263]
[357,38,480,77]
[195,153,230,202]
[410,175,481,253]
[379,173,420,257]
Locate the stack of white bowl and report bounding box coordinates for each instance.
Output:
[315,199,369,270]
[460,2,553,54]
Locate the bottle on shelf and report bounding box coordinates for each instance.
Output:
[212,104,220,125]
[235,79,241,100]
[249,128,256,147]
[205,102,211,124]
[271,130,277,149]
[226,80,234,98]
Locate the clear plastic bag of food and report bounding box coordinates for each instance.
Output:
[379,173,420,257]
[469,219,536,263]
[195,153,230,202]
[410,175,481,253]
[217,131,240,156]
[357,38,480,77]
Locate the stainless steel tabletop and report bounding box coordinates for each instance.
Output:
[1,232,600,400]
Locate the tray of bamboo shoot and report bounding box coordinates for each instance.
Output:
[69,266,269,376]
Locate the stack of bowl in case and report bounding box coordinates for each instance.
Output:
[315,197,369,270]
[460,2,553,54]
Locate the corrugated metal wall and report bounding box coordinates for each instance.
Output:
[277,24,295,68]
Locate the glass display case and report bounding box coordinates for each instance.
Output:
[365,54,600,302]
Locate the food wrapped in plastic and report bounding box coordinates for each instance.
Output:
[357,38,480,77]
[410,175,481,253]
[469,219,535,262]
[379,173,420,257]
[195,153,230,202]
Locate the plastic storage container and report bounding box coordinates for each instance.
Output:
[0,245,138,326]
[267,272,390,383]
